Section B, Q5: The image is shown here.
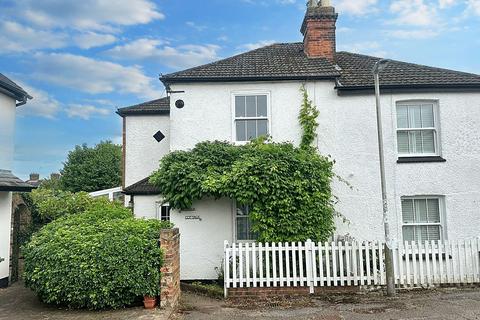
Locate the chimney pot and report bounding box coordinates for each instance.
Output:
[29,173,39,181]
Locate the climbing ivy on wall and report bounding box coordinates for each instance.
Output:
[150,86,335,242]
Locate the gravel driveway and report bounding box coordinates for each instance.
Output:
[172,287,480,320]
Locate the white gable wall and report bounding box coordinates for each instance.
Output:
[124,115,170,187]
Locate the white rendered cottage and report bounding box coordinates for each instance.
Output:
[118,2,480,280]
[0,74,34,287]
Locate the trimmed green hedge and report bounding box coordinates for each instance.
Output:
[23,201,172,309]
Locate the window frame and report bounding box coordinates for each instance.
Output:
[395,100,441,158]
[155,202,171,222]
[231,91,271,144]
[400,196,446,242]
[232,201,257,242]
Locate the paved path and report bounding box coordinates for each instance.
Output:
[173,288,480,320]
[0,282,171,320]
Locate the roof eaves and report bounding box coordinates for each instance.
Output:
[161,74,339,85]
[116,109,170,117]
[336,83,480,95]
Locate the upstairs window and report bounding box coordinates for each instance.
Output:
[401,197,444,242]
[396,102,439,156]
[234,94,269,142]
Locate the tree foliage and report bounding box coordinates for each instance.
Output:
[151,86,335,242]
[23,202,171,309]
[60,141,122,193]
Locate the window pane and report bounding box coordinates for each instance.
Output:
[427,226,441,240]
[403,226,415,241]
[246,120,256,140]
[397,132,409,154]
[427,199,440,223]
[236,120,246,141]
[402,199,415,223]
[397,106,409,128]
[257,120,268,137]
[421,104,434,128]
[236,217,249,240]
[246,96,256,117]
[415,199,428,223]
[411,131,423,153]
[237,204,249,216]
[418,225,428,242]
[409,106,422,128]
[422,130,435,153]
[235,96,246,117]
[257,95,267,117]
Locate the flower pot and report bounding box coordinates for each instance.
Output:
[143,296,157,309]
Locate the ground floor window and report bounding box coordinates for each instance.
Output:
[401,196,444,241]
[156,203,171,222]
[235,203,258,241]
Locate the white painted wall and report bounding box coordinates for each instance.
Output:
[0,92,16,283]
[127,81,480,279]
[0,93,15,170]
[168,82,480,242]
[0,192,12,281]
[125,115,170,187]
[133,195,233,280]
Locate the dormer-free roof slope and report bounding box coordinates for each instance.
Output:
[160,43,480,93]
[116,97,170,117]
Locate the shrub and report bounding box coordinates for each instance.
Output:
[23,204,172,309]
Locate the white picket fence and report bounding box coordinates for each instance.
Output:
[393,239,480,287]
[223,238,480,297]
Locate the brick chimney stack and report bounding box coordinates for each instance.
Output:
[301,0,338,61]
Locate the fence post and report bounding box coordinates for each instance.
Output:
[306,239,315,294]
[224,240,229,298]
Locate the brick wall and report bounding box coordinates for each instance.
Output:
[160,228,180,308]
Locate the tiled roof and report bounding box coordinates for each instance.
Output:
[116,97,170,117]
[335,52,480,90]
[161,43,340,84]
[123,177,160,195]
[0,73,32,102]
[0,170,36,192]
[160,43,480,92]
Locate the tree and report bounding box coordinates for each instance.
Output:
[60,141,122,193]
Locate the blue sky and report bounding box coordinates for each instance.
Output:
[1,0,479,180]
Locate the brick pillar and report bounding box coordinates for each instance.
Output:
[160,228,180,308]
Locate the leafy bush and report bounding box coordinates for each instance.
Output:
[23,204,172,309]
[29,188,118,222]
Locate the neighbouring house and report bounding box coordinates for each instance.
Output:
[0,73,34,287]
[117,2,480,280]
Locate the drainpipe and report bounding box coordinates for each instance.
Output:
[373,59,396,297]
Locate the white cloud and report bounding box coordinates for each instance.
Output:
[333,0,378,15]
[467,0,480,15]
[238,40,276,51]
[387,29,439,39]
[15,83,60,119]
[439,0,457,8]
[73,32,117,49]
[13,0,164,31]
[186,21,207,31]
[65,104,110,120]
[32,53,161,99]
[106,39,221,70]
[0,21,66,53]
[390,0,438,26]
